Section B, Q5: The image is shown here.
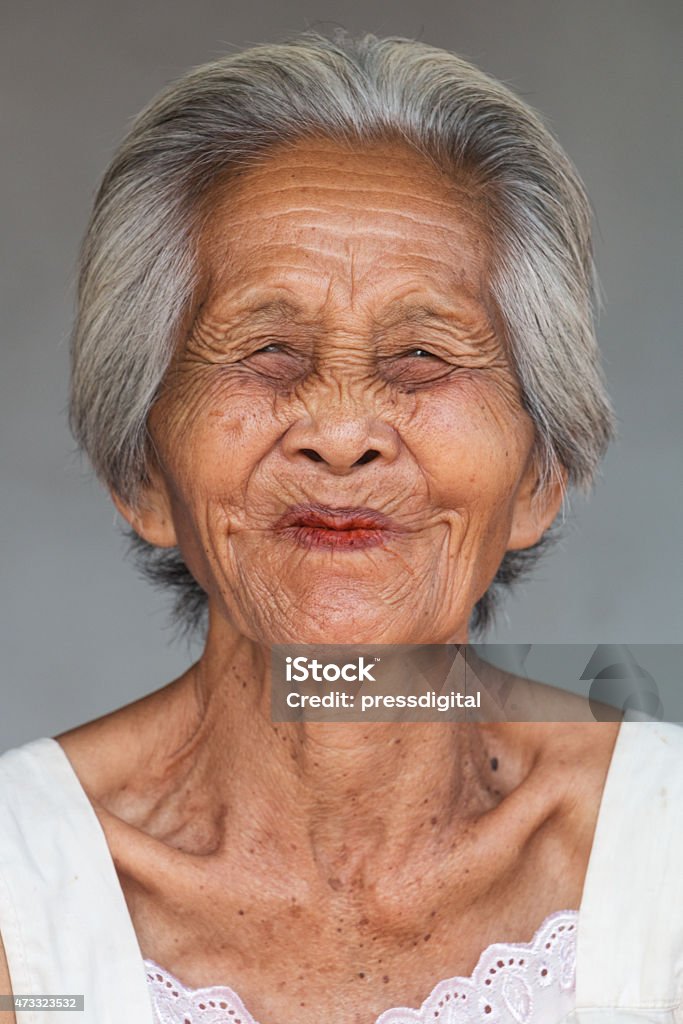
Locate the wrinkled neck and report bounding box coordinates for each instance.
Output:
[165,619,534,879]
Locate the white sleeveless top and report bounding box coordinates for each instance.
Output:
[0,722,682,1023]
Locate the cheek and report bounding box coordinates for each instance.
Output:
[150,374,283,512]
[410,380,533,513]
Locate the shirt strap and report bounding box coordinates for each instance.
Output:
[0,737,154,1024]
[575,721,683,1019]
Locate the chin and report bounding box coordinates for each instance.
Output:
[271,611,456,648]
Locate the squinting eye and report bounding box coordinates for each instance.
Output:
[379,345,457,388]
[407,348,439,359]
[241,342,309,386]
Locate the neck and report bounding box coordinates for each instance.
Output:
[154,618,544,886]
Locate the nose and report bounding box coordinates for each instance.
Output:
[282,413,400,474]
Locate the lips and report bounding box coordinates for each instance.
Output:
[274,504,397,550]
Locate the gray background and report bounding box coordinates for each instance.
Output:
[1,0,681,752]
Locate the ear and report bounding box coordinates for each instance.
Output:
[109,478,178,549]
[507,458,568,551]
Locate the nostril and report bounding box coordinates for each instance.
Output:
[301,448,325,463]
[354,449,380,466]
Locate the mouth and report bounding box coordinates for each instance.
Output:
[273,503,398,551]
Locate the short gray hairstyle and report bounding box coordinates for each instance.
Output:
[69,30,616,636]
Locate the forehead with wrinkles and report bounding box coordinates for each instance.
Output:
[192,137,494,334]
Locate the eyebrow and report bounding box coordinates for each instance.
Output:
[373,298,483,331]
[376,302,449,325]
[234,298,305,324]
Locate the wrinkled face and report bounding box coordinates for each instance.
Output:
[130,139,561,644]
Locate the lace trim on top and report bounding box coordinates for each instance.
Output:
[144,908,578,1024]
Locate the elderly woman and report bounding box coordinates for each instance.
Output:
[1,31,682,1024]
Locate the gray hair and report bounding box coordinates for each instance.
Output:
[69,30,616,636]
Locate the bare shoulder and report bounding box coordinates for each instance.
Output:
[54,665,197,804]
[470,650,622,723]
[0,932,17,1024]
[513,676,622,722]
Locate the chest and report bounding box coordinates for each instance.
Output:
[118,829,584,1024]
